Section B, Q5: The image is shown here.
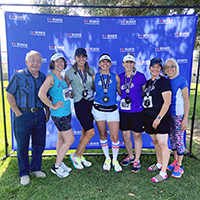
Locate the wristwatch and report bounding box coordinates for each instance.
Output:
[157,115,162,120]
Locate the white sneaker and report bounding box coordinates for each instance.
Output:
[70,153,84,170]
[112,160,122,172]
[20,175,30,185]
[51,164,69,178]
[80,156,92,167]
[103,158,111,171]
[31,171,46,178]
[61,162,72,172]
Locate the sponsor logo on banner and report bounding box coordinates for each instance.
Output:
[138,34,153,39]
[155,46,170,51]
[120,47,135,52]
[12,42,28,48]
[86,47,100,52]
[73,131,82,135]
[174,32,190,37]
[49,45,65,50]
[112,61,117,65]
[121,20,136,25]
[67,33,82,38]
[138,60,150,65]
[9,14,26,21]
[47,17,63,23]
[88,142,100,146]
[177,59,188,63]
[30,30,46,36]
[157,19,173,24]
[102,34,118,39]
[42,58,48,63]
[52,143,57,147]
[84,19,100,25]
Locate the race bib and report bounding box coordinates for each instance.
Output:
[120,99,131,110]
[63,88,70,101]
[142,96,153,108]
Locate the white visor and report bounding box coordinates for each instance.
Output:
[123,55,136,63]
[99,55,112,62]
[51,53,65,61]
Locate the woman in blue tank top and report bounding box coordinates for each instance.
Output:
[91,53,122,172]
[39,53,74,178]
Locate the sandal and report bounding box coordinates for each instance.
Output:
[151,174,168,183]
[148,164,162,172]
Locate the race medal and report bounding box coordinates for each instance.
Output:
[103,96,109,103]
[82,90,88,98]
[125,96,131,104]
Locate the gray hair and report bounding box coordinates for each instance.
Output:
[163,58,179,76]
[25,50,42,62]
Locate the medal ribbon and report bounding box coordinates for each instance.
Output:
[146,76,160,97]
[77,68,87,89]
[100,73,111,94]
[125,70,135,96]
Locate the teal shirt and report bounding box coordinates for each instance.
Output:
[48,72,71,117]
[65,67,95,103]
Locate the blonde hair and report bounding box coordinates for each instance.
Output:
[163,58,179,76]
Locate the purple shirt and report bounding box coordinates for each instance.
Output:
[119,71,146,113]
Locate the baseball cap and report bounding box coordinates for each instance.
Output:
[75,48,87,57]
[150,58,163,67]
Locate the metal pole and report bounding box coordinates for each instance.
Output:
[189,49,200,155]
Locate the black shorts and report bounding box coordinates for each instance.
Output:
[74,98,94,132]
[52,114,72,132]
[144,113,170,134]
[119,110,144,132]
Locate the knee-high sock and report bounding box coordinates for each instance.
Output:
[100,139,110,159]
[112,141,120,161]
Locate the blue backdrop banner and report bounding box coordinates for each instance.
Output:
[5,12,197,151]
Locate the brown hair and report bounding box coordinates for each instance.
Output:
[72,61,93,76]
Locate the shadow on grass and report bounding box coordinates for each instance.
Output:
[0,154,200,200]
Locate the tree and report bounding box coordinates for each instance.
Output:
[32,0,200,48]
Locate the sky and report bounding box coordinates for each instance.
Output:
[0,0,34,56]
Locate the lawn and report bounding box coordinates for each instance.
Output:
[0,81,200,200]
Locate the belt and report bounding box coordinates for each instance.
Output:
[93,104,117,112]
[19,107,43,112]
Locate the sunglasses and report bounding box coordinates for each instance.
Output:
[164,65,176,69]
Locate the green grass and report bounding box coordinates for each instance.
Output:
[0,81,200,200]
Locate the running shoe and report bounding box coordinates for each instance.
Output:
[80,156,92,167]
[171,165,184,178]
[167,160,178,171]
[61,162,72,173]
[112,160,122,172]
[51,164,69,178]
[103,158,111,171]
[70,152,84,170]
[120,156,134,166]
[131,160,141,173]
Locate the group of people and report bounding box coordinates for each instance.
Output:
[6,48,189,185]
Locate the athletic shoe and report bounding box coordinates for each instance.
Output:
[51,164,69,178]
[31,171,46,177]
[103,158,111,171]
[80,156,92,167]
[171,165,184,178]
[120,156,134,166]
[131,160,141,173]
[61,162,72,173]
[112,160,122,172]
[20,175,30,185]
[167,160,178,171]
[70,152,84,170]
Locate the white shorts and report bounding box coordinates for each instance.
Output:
[91,106,119,122]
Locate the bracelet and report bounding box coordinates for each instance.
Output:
[157,115,162,120]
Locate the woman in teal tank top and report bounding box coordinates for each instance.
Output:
[39,53,74,178]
